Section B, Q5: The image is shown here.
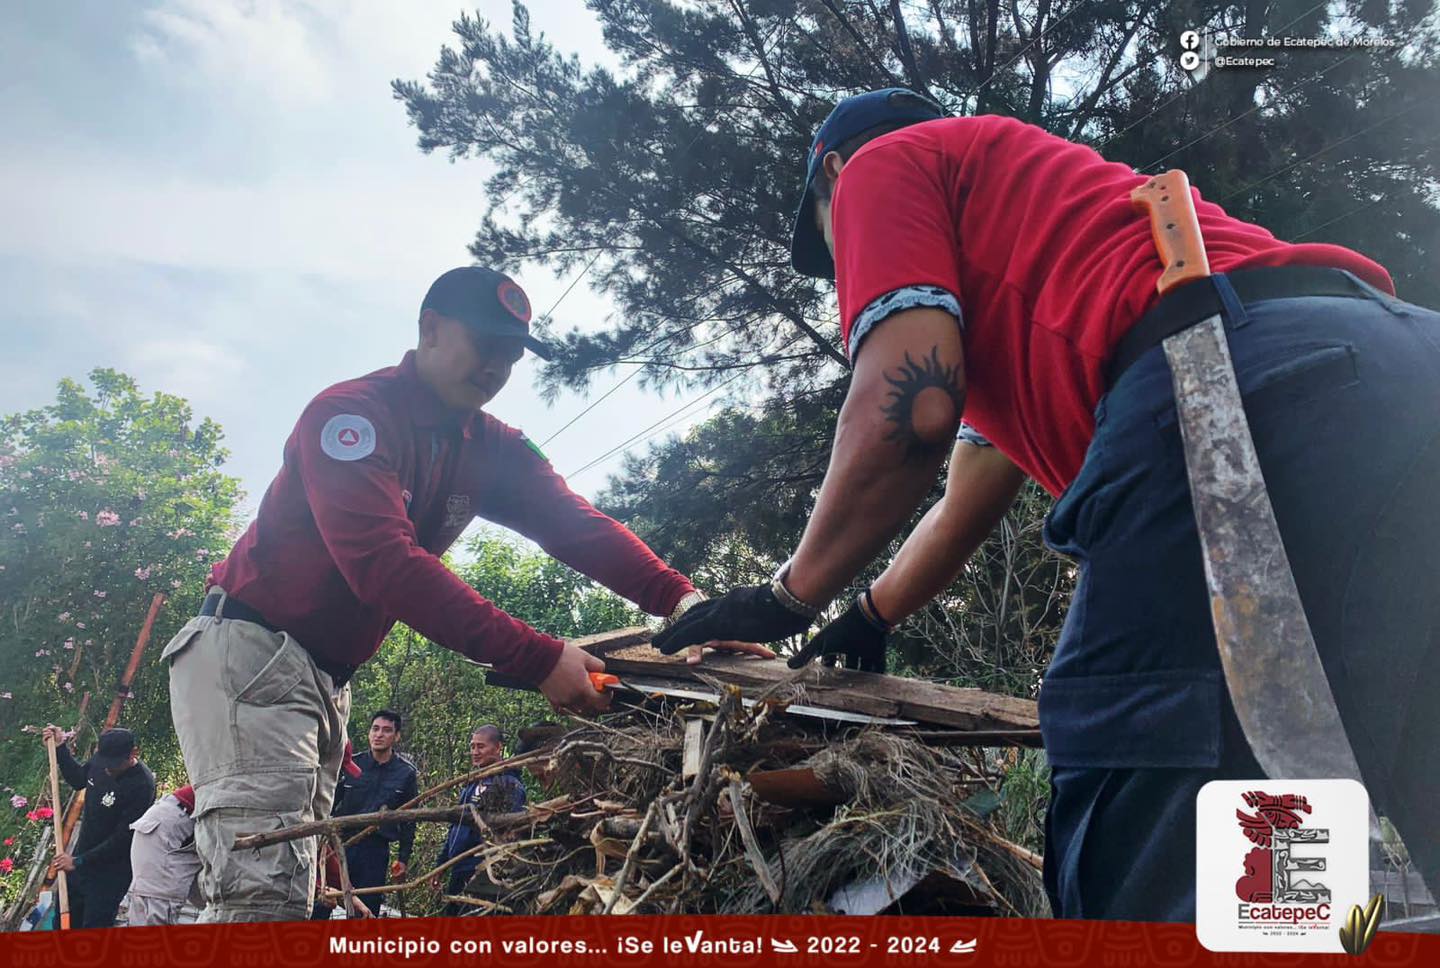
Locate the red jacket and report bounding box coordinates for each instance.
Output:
[212,352,693,684]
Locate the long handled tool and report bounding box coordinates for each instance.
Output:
[42,734,71,931]
[1133,172,1374,795]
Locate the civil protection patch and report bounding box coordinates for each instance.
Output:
[497,279,532,323]
[320,413,377,461]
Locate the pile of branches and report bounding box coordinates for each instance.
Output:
[441,687,1043,917]
[257,686,1047,917]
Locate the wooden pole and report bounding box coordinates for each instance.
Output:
[62,594,166,849]
[43,735,70,931]
[105,592,166,725]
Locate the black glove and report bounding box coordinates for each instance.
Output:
[787,598,890,672]
[651,584,814,654]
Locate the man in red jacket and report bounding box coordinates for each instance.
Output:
[162,266,765,922]
[656,89,1440,921]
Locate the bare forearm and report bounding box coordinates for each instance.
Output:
[787,308,965,606]
[869,445,1025,622]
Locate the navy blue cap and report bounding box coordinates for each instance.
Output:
[92,728,137,770]
[421,267,553,359]
[790,88,947,279]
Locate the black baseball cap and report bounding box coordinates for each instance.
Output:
[92,728,137,770]
[790,88,948,279]
[421,267,554,360]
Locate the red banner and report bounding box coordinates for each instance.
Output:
[1,916,1435,967]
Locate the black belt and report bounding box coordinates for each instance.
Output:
[1105,265,1371,390]
[200,591,358,687]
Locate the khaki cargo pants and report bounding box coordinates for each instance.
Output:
[162,591,350,922]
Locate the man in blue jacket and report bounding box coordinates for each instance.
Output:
[433,724,525,914]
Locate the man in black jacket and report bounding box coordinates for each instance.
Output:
[331,710,418,916]
[40,726,157,929]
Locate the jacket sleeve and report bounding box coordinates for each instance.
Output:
[503,775,527,813]
[479,428,696,616]
[55,745,88,792]
[293,395,564,685]
[76,778,154,869]
[397,768,418,864]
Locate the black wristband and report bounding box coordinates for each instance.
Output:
[857,588,895,632]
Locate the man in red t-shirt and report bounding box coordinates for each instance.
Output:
[163,266,770,922]
[655,89,1440,921]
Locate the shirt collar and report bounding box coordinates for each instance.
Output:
[397,351,477,439]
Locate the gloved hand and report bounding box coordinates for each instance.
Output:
[787,597,890,672]
[652,584,814,654]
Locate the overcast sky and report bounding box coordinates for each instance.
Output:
[1,0,730,528]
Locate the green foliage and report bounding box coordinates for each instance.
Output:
[0,370,242,903]
[998,749,1051,855]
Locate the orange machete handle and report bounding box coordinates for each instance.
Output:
[589,672,619,692]
[1130,169,1211,295]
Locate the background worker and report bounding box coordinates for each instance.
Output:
[432,724,526,915]
[654,88,1440,921]
[331,710,418,917]
[40,726,156,929]
[162,266,769,922]
[125,784,202,926]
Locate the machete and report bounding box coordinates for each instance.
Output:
[1133,171,1370,790]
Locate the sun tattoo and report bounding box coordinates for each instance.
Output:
[880,347,965,460]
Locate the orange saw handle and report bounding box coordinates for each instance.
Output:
[589,672,620,692]
[1130,169,1211,296]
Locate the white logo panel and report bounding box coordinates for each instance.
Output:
[1196,778,1370,953]
[320,414,377,461]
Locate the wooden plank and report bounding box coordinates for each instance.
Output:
[580,635,1038,733]
[681,719,706,781]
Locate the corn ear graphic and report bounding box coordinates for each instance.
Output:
[1339,903,1362,955]
[1338,893,1384,955]
[1360,893,1384,952]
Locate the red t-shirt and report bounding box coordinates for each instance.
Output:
[212,352,694,684]
[831,116,1394,497]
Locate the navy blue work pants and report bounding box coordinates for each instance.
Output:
[343,837,390,917]
[1040,273,1440,921]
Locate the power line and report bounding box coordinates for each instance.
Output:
[1094,0,1333,155]
[1218,102,1420,204]
[531,16,794,450]
[566,373,745,479]
[538,367,640,447]
[1290,196,1386,241]
[1139,50,1360,172]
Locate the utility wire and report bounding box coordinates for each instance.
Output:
[1218,102,1420,204]
[1093,0,1334,155]
[567,373,746,479]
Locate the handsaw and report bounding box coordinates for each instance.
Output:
[1132,171,1368,788]
[587,672,918,726]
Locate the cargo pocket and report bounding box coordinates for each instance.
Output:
[197,806,313,918]
[160,619,206,666]
[226,627,307,706]
[1038,668,1225,769]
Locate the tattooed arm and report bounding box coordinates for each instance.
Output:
[783,307,966,607]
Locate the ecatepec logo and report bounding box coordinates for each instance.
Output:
[1234,791,1329,905]
[1197,779,1369,953]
